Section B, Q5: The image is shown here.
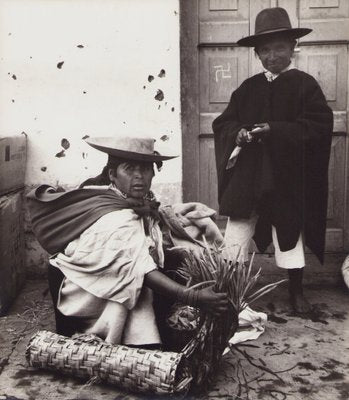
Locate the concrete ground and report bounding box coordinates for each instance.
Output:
[0,254,348,400]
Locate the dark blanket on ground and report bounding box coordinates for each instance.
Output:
[212,69,333,263]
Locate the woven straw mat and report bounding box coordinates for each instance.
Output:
[26,330,192,394]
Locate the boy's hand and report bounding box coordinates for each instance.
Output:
[236,128,253,146]
[252,123,271,138]
[236,123,270,146]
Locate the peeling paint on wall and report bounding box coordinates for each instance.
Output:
[61,138,70,150]
[57,61,64,69]
[55,150,65,158]
[148,75,154,82]
[155,89,164,101]
[158,69,166,78]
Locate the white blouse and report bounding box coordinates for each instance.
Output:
[50,208,162,345]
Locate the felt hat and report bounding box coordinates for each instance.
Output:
[237,7,311,47]
[85,136,177,162]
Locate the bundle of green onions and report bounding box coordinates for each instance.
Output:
[180,241,286,315]
[174,239,286,390]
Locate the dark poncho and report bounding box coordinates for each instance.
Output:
[213,69,333,263]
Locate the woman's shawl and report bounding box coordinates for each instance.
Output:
[27,184,222,255]
[27,185,160,255]
[27,185,223,310]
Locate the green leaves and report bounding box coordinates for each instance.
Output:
[178,239,286,315]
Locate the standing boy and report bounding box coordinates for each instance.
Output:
[213,7,333,313]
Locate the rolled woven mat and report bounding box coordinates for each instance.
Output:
[26,330,192,394]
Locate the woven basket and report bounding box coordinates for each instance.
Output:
[26,330,192,395]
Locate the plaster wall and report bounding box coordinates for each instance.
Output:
[0,0,182,275]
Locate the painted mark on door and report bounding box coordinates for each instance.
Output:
[213,63,231,82]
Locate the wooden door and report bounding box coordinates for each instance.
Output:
[181,0,349,252]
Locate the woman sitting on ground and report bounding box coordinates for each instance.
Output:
[27,136,229,348]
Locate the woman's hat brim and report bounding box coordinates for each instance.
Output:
[237,27,312,47]
[85,138,177,162]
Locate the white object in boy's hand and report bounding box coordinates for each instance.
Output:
[226,126,263,170]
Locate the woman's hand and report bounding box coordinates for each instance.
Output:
[144,270,229,317]
[196,286,229,316]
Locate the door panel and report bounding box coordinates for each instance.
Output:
[199,0,249,43]
[297,45,348,111]
[181,0,349,252]
[199,47,249,113]
[199,138,219,210]
[326,135,346,251]
[299,0,349,40]
[300,0,349,18]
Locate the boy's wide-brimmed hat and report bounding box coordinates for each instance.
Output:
[237,7,312,47]
[85,136,177,162]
